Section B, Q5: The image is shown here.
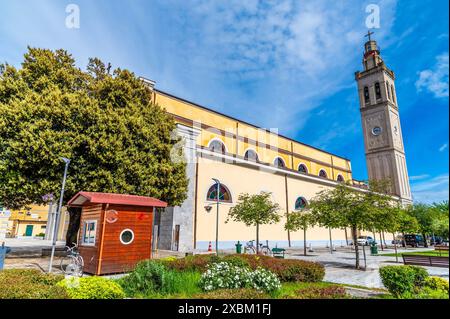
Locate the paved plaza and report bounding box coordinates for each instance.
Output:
[286,246,449,288]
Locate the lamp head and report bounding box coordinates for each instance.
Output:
[60,157,71,164]
[204,205,212,212]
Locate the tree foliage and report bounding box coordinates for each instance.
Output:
[227,192,280,253]
[0,47,188,244]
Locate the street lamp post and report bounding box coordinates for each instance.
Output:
[48,157,70,273]
[212,178,220,256]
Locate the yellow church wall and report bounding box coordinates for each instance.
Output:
[155,90,352,182]
[195,157,347,244]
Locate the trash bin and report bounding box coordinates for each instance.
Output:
[0,243,11,270]
[235,241,242,254]
[370,242,378,255]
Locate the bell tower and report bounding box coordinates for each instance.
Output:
[355,31,412,204]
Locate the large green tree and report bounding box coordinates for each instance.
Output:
[0,48,188,245]
[226,192,280,254]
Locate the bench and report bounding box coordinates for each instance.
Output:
[271,248,286,259]
[435,245,449,256]
[402,254,449,268]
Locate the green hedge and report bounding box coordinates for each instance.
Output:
[379,265,428,297]
[0,269,68,299]
[58,276,125,299]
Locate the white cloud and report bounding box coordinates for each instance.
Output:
[439,143,448,152]
[415,53,449,98]
[411,174,449,204]
[410,174,430,181]
[170,0,398,133]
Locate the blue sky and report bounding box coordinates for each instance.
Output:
[0,0,448,203]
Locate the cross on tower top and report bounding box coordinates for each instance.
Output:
[365,30,374,41]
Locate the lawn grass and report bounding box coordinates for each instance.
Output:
[379,250,449,257]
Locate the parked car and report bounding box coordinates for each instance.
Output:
[404,234,425,247]
[357,236,375,246]
[429,236,443,245]
[391,235,403,245]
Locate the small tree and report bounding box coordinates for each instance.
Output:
[226,192,280,254]
[285,210,315,256]
[408,203,437,247]
[308,182,371,269]
[397,208,419,247]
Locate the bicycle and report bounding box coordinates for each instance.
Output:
[244,240,272,256]
[60,243,84,277]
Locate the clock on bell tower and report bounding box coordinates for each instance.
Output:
[355,31,412,204]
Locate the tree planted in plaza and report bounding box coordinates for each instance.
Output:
[285,209,316,256]
[226,192,280,254]
[407,203,438,247]
[308,182,375,269]
[0,48,188,245]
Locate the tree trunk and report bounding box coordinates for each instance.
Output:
[379,233,384,251]
[65,206,82,247]
[352,226,360,269]
[303,228,307,256]
[401,231,406,248]
[344,228,348,246]
[392,233,398,263]
[382,231,387,247]
[422,233,428,248]
[256,223,260,254]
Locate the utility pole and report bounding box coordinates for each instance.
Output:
[48,157,70,273]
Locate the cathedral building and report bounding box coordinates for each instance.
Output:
[144,36,411,252]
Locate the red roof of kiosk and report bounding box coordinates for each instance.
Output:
[67,191,168,208]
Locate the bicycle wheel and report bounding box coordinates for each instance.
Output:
[61,256,79,276]
[260,247,271,256]
[244,246,256,254]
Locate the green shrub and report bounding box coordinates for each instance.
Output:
[162,254,219,272]
[194,288,270,299]
[117,260,202,298]
[199,261,281,293]
[226,254,325,282]
[0,269,68,299]
[58,276,125,299]
[379,265,428,297]
[424,276,449,294]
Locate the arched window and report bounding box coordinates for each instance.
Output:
[274,157,285,168]
[294,197,308,210]
[298,164,308,174]
[337,174,345,182]
[244,149,259,162]
[319,169,328,178]
[364,86,370,103]
[391,85,396,103]
[208,139,226,154]
[375,82,381,100]
[206,183,232,203]
[386,82,391,100]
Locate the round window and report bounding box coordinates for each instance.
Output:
[371,126,382,136]
[120,229,134,245]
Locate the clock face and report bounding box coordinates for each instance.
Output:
[371,126,382,136]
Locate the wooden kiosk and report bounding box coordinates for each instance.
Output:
[67,191,167,275]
